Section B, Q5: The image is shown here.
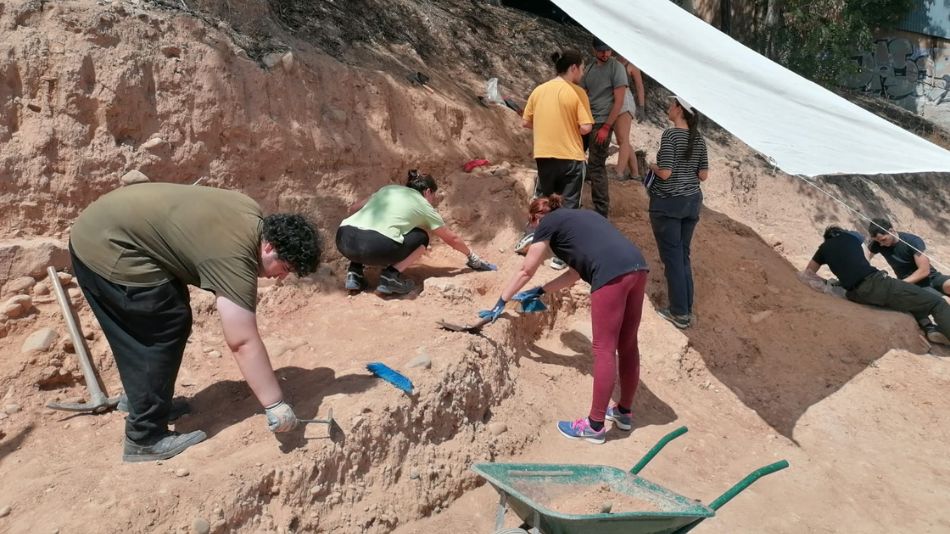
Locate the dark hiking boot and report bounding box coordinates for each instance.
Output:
[117,394,191,422]
[657,307,690,329]
[924,325,949,345]
[377,269,415,295]
[344,270,367,292]
[122,430,207,463]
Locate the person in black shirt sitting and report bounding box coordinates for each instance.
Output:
[804,226,950,345]
[867,218,949,297]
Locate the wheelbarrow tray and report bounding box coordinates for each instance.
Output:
[472,462,713,534]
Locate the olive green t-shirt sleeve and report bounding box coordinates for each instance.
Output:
[197,257,259,312]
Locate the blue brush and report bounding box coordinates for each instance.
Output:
[366,362,414,394]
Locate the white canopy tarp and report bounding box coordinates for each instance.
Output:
[551,0,950,177]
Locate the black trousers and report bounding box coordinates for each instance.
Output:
[585,122,612,217]
[71,247,192,444]
[335,225,429,269]
[534,158,585,209]
[848,271,950,339]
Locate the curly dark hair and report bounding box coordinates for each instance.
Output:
[262,213,321,276]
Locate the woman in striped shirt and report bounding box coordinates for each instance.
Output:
[648,95,709,329]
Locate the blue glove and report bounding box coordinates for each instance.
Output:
[477,297,506,323]
[520,298,548,313]
[512,286,545,302]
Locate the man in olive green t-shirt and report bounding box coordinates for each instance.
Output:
[70,183,320,462]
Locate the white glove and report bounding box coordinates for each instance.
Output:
[264,400,298,433]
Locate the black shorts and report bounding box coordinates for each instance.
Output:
[335,225,429,267]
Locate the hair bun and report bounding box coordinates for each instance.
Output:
[550,51,562,65]
[548,194,563,210]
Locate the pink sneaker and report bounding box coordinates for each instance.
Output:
[556,417,606,444]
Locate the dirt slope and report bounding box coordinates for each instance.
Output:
[1,1,949,533]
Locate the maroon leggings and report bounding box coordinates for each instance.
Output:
[588,270,647,422]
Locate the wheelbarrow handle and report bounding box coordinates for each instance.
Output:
[671,459,790,534]
[629,426,688,475]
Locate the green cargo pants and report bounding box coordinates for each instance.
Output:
[847,271,950,339]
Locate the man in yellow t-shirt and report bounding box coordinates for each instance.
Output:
[522,48,594,211]
[70,183,321,462]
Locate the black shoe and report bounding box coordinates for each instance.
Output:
[924,324,949,345]
[122,430,207,463]
[377,269,415,295]
[344,270,367,291]
[657,308,690,329]
[117,394,191,421]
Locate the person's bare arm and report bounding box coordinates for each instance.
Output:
[604,86,627,128]
[698,169,709,181]
[217,296,283,407]
[500,242,548,301]
[432,225,472,256]
[650,163,673,180]
[903,253,932,284]
[579,123,593,135]
[628,64,645,108]
[522,118,533,129]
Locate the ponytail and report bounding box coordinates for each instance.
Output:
[406,169,438,195]
[684,108,700,161]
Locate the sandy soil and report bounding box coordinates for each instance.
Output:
[1,1,949,533]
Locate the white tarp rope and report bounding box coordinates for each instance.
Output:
[550,0,950,177]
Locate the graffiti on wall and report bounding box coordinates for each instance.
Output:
[843,38,949,107]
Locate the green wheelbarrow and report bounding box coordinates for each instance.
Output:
[472,426,788,534]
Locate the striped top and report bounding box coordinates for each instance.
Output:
[649,128,708,198]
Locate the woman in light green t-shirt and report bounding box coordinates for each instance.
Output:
[336,171,495,295]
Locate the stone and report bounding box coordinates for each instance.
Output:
[33,283,49,296]
[160,45,181,58]
[67,287,82,301]
[21,327,58,353]
[280,51,294,72]
[4,403,21,414]
[175,468,190,477]
[56,272,73,285]
[191,517,210,534]
[0,505,9,517]
[423,277,473,302]
[207,350,222,358]
[407,354,432,369]
[142,137,164,150]
[487,422,507,436]
[3,276,36,295]
[262,52,283,68]
[2,295,33,318]
[120,170,150,186]
[750,310,773,324]
[0,238,69,285]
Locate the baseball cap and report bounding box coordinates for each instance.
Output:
[669,95,695,114]
[592,37,611,52]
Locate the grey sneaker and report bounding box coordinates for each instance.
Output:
[117,394,191,422]
[344,270,367,291]
[924,325,949,345]
[657,308,690,329]
[514,232,534,255]
[122,430,207,463]
[377,269,415,295]
[605,405,632,431]
[548,257,567,270]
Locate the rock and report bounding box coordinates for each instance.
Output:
[487,422,508,436]
[120,170,150,186]
[3,276,36,295]
[175,468,190,477]
[21,327,58,353]
[280,51,294,72]
[1,295,33,318]
[750,310,773,324]
[141,137,164,150]
[67,287,82,301]
[0,505,9,517]
[207,350,222,358]
[56,272,73,285]
[407,354,432,369]
[262,52,283,68]
[0,238,69,285]
[4,403,21,414]
[191,517,210,534]
[33,283,50,296]
[160,44,181,58]
[423,278,473,302]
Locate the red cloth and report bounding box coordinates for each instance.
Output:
[463,159,491,172]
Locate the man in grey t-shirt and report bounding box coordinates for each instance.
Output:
[581,37,628,218]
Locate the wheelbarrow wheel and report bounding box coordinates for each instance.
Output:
[494,529,529,534]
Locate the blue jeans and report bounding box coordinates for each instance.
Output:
[649,192,702,316]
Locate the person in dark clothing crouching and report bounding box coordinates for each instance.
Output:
[803,226,950,345]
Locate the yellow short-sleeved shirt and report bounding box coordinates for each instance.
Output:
[522,78,594,161]
[70,183,263,311]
